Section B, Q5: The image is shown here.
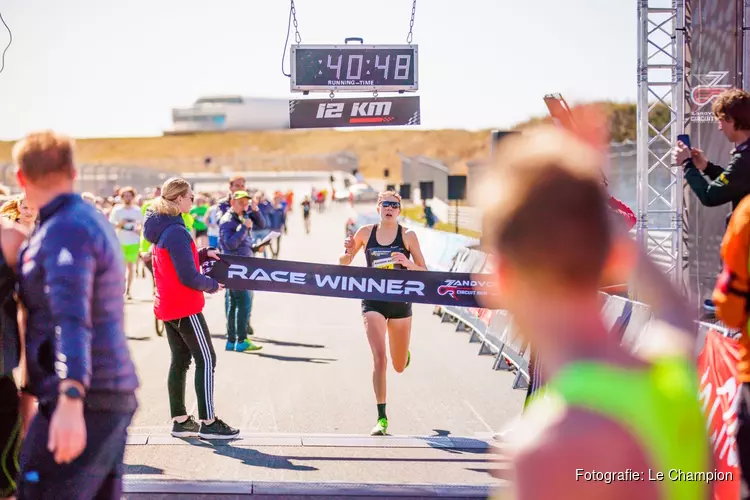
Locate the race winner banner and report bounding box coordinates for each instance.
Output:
[204,254,497,308]
[697,329,741,500]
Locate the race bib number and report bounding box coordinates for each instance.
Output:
[372,257,396,270]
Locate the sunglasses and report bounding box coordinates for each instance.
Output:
[381,201,401,209]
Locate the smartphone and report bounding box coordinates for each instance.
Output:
[677,134,691,149]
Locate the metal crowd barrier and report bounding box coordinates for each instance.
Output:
[351,215,740,393]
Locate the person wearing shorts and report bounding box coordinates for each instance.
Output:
[109,187,143,300]
[340,190,427,436]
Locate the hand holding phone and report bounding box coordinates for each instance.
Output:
[677,134,691,150]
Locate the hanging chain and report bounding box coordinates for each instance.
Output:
[406,0,416,44]
[291,0,302,43]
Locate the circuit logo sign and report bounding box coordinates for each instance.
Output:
[437,279,491,300]
[691,71,731,108]
[690,71,731,123]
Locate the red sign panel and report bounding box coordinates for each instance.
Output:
[697,329,741,500]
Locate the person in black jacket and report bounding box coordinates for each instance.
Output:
[673,88,750,312]
[0,219,30,500]
[673,88,750,220]
[13,131,139,499]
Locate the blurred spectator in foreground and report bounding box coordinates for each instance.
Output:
[477,123,708,500]
[711,165,750,500]
[13,130,138,499]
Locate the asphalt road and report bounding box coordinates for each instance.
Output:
[122,200,524,490]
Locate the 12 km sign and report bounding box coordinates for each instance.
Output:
[289,96,421,129]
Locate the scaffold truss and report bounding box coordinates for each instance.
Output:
[636,0,687,299]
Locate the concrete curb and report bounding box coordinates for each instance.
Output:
[125,431,494,450]
[123,477,500,497]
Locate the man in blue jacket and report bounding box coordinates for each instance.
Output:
[12,131,139,499]
[219,191,263,353]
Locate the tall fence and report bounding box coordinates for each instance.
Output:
[129,152,359,175]
[0,163,172,197]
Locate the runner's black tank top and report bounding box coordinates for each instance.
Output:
[0,233,19,376]
[365,224,410,270]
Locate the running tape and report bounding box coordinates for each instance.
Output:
[204,255,498,308]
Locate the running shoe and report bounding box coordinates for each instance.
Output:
[370,418,388,436]
[235,341,262,352]
[199,418,240,440]
[225,341,236,351]
[405,350,411,369]
[171,416,200,438]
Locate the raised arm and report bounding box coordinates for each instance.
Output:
[339,225,369,266]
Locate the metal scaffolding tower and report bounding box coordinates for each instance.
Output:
[636,0,688,298]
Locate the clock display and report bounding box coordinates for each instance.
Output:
[291,44,418,92]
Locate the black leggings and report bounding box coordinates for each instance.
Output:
[0,375,20,498]
[165,313,216,421]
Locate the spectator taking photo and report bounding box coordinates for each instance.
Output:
[672,88,750,220]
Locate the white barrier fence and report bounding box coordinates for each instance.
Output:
[352,213,736,392]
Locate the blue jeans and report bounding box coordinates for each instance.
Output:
[226,289,252,343]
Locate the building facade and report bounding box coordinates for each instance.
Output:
[169,95,290,133]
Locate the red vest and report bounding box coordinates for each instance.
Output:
[152,240,205,321]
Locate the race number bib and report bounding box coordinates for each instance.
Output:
[372,257,396,270]
[370,248,400,270]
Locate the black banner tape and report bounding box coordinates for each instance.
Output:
[204,254,497,309]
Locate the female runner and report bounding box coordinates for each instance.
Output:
[340,190,427,435]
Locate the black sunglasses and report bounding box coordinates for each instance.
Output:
[381,201,400,209]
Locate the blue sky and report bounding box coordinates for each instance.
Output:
[0,0,636,140]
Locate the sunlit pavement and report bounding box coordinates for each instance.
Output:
[122,200,522,496]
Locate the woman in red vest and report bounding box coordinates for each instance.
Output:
[143,177,240,440]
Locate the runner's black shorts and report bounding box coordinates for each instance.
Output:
[195,229,207,239]
[361,300,412,320]
[0,375,20,498]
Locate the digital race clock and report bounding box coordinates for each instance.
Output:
[290,44,419,93]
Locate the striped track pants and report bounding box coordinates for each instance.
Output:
[165,313,216,420]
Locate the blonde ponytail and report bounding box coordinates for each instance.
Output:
[150,177,190,216]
